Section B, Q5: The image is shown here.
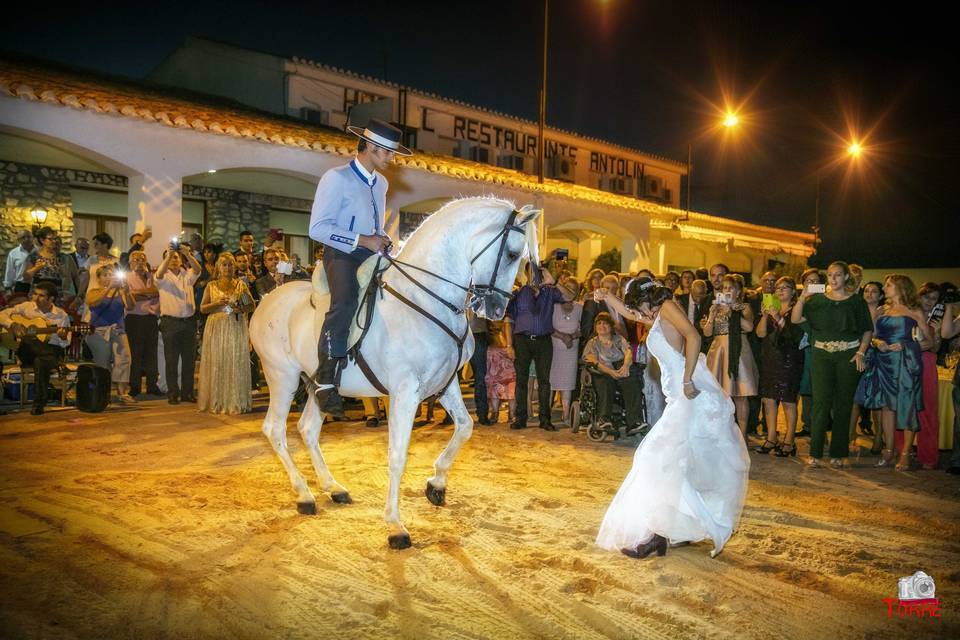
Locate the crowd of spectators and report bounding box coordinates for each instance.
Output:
[2,224,959,475]
[464,253,960,474]
[0,226,310,416]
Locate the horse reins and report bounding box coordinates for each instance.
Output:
[349,210,526,395]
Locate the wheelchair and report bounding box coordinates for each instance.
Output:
[571,362,650,442]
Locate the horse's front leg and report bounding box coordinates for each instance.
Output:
[297,392,351,504]
[261,369,316,514]
[385,387,419,549]
[426,379,475,507]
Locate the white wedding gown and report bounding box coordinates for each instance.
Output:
[596,315,750,556]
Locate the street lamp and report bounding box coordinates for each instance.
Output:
[537,0,549,184]
[30,208,48,232]
[813,140,864,248]
[683,111,740,218]
[537,0,609,183]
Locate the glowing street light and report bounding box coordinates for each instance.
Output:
[813,140,866,249]
[683,110,744,215]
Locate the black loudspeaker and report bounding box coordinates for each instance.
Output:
[76,364,111,413]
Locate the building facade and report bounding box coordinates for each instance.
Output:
[150,37,686,208]
[1,49,814,285]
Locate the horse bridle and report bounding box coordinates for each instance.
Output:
[348,210,528,395]
[467,208,527,301]
[381,208,527,314]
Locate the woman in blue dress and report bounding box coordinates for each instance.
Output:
[855,275,932,470]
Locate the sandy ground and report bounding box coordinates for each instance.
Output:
[1,393,958,640]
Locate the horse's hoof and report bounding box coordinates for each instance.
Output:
[330,491,353,504]
[388,533,412,550]
[425,482,446,506]
[296,501,317,515]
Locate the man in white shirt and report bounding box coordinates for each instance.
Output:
[4,229,35,293]
[307,119,407,404]
[0,281,71,414]
[155,241,201,404]
[125,250,162,397]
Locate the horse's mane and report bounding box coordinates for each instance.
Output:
[404,196,540,265]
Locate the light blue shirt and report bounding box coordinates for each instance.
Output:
[309,159,388,253]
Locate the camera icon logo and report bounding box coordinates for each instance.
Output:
[898,571,936,601]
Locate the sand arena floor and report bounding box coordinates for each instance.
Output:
[1,394,958,639]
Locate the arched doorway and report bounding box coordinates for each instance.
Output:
[0,126,137,258]
[181,167,319,268]
[545,218,642,278]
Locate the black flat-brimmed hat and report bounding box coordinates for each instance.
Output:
[346,118,413,156]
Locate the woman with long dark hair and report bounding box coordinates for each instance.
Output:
[853,281,885,453]
[910,282,944,469]
[594,278,749,560]
[754,276,805,457]
[797,268,824,436]
[701,274,759,434]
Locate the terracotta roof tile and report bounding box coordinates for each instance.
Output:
[0,58,813,251]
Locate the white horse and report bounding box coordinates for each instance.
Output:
[250,197,540,549]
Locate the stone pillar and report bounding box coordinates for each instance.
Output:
[576,236,602,279]
[747,253,766,283]
[128,173,182,265]
[383,206,399,243]
[622,236,643,274]
[534,193,547,258]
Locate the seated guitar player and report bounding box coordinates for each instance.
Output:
[0,281,71,415]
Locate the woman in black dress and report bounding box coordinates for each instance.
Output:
[754,276,805,456]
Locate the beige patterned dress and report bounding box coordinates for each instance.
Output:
[198,278,253,414]
[704,305,759,398]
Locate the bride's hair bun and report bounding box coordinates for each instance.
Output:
[624,276,673,309]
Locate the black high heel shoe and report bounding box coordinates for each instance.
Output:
[774,442,797,457]
[754,440,778,454]
[621,534,668,559]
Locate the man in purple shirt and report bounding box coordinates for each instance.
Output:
[505,261,571,431]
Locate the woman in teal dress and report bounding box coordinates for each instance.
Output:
[854,275,931,470]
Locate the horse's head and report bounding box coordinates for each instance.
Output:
[468,204,541,320]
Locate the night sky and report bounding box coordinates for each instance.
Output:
[2,1,956,268]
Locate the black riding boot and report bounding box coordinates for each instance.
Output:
[305,351,339,405]
[304,352,349,421]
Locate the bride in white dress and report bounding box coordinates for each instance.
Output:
[594,278,750,559]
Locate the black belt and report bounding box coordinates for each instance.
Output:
[160,315,194,320]
[518,333,550,339]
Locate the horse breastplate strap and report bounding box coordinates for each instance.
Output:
[350,281,468,396]
[382,283,467,346]
[347,210,523,395]
[382,282,469,394]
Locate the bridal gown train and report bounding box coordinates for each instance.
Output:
[596,315,750,556]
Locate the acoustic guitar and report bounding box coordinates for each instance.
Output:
[0,314,88,351]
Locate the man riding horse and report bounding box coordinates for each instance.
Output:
[306,119,412,404]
